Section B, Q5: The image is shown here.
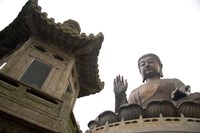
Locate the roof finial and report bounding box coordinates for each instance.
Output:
[30,0,38,4]
[63,19,81,34]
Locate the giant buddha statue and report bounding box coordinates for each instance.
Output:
[87,53,200,133]
[114,53,200,112]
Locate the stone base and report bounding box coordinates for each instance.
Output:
[86,116,200,133]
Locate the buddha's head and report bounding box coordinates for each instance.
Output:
[138,53,163,82]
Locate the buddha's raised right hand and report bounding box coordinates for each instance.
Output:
[114,75,128,94]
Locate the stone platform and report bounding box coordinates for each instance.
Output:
[86,115,200,133]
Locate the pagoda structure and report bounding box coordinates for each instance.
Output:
[0,0,104,133]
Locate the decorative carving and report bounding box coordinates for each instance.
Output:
[177,101,200,118]
[98,110,119,126]
[145,100,177,118]
[118,103,145,121]
[88,120,100,130]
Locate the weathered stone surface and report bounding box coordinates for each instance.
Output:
[86,116,200,133]
[0,73,79,133]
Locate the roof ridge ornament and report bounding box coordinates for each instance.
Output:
[62,19,81,34]
[30,0,38,4]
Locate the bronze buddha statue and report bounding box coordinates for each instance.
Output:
[114,53,200,112]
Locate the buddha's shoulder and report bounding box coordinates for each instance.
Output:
[161,78,180,82]
[129,86,141,95]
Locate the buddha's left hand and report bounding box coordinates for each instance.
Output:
[171,85,191,100]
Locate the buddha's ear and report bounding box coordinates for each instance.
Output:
[160,71,163,77]
[141,73,146,83]
[160,64,163,77]
[139,69,144,83]
[142,77,146,83]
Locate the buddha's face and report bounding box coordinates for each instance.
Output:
[139,56,162,80]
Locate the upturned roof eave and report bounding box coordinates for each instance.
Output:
[0,0,105,98]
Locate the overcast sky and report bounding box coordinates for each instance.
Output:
[1,0,200,131]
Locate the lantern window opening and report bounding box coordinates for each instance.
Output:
[19,59,52,89]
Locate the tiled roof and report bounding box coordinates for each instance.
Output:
[0,0,104,98]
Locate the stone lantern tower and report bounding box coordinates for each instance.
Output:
[0,0,104,133]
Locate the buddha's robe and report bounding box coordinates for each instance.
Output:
[128,78,184,107]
